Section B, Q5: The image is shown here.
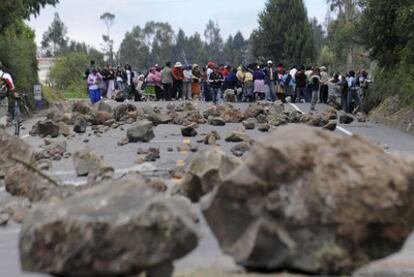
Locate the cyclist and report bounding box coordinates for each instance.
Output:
[0,64,18,128]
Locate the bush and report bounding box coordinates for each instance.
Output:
[48,52,89,89]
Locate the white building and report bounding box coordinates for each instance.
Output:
[37,57,57,84]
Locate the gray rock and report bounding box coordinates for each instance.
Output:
[73,116,87,133]
[224,131,252,143]
[231,143,250,157]
[71,101,91,115]
[37,120,59,138]
[203,131,221,145]
[127,120,155,142]
[72,148,113,177]
[339,112,355,124]
[181,124,198,137]
[202,125,414,275]
[242,118,256,130]
[209,117,226,126]
[178,149,241,202]
[127,120,155,143]
[97,100,113,113]
[323,121,337,131]
[19,173,199,277]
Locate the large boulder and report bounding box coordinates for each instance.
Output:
[220,104,244,123]
[202,125,414,275]
[19,174,199,277]
[127,120,155,143]
[178,149,241,202]
[37,120,60,138]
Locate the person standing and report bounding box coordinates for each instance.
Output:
[87,68,103,104]
[161,62,174,101]
[154,67,163,100]
[172,62,184,100]
[0,64,16,126]
[305,66,314,102]
[123,64,135,101]
[253,65,266,100]
[243,67,254,102]
[183,65,193,100]
[319,66,329,104]
[192,64,202,99]
[347,71,362,113]
[310,67,321,111]
[208,66,224,105]
[106,65,115,100]
[295,66,307,103]
[264,61,277,102]
[144,68,157,100]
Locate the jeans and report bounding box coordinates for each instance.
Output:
[183,81,192,100]
[305,85,313,103]
[210,87,221,104]
[267,81,276,102]
[173,80,183,99]
[89,88,101,104]
[347,88,361,113]
[310,89,319,110]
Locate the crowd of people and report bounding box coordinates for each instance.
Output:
[85,60,370,113]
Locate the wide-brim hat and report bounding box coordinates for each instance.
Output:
[267,60,273,64]
[320,66,327,71]
[175,62,182,67]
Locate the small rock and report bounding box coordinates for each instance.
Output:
[225,131,252,143]
[339,113,355,124]
[209,117,226,126]
[242,118,256,130]
[231,143,251,157]
[37,120,60,138]
[258,123,270,132]
[127,120,155,143]
[203,131,221,145]
[181,124,198,137]
[323,121,337,131]
[117,137,129,146]
[73,116,87,133]
[0,213,9,226]
[83,139,89,143]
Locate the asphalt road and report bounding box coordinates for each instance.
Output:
[1,100,414,277]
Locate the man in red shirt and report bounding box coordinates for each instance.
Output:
[172,62,184,100]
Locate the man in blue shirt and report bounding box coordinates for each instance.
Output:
[347,71,362,113]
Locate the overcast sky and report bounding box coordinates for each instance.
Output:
[28,0,328,50]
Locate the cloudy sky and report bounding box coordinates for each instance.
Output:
[28,0,328,50]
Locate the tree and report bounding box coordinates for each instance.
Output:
[251,0,315,65]
[0,0,59,33]
[0,20,38,91]
[48,52,89,90]
[204,20,224,63]
[172,29,188,64]
[41,12,68,57]
[100,12,115,64]
[143,22,174,66]
[310,18,325,61]
[119,26,150,70]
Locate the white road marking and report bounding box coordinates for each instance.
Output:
[288,103,354,136]
[336,126,353,136]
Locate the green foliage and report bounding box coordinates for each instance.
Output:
[48,52,89,89]
[358,0,414,109]
[0,0,59,33]
[0,21,38,91]
[251,0,316,65]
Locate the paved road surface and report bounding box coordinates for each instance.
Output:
[1,100,414,276]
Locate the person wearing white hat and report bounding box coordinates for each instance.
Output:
[264,60,277,101]
[172,62,184,100]
[319,66,329,104]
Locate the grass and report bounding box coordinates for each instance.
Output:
[62,90,89,100]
